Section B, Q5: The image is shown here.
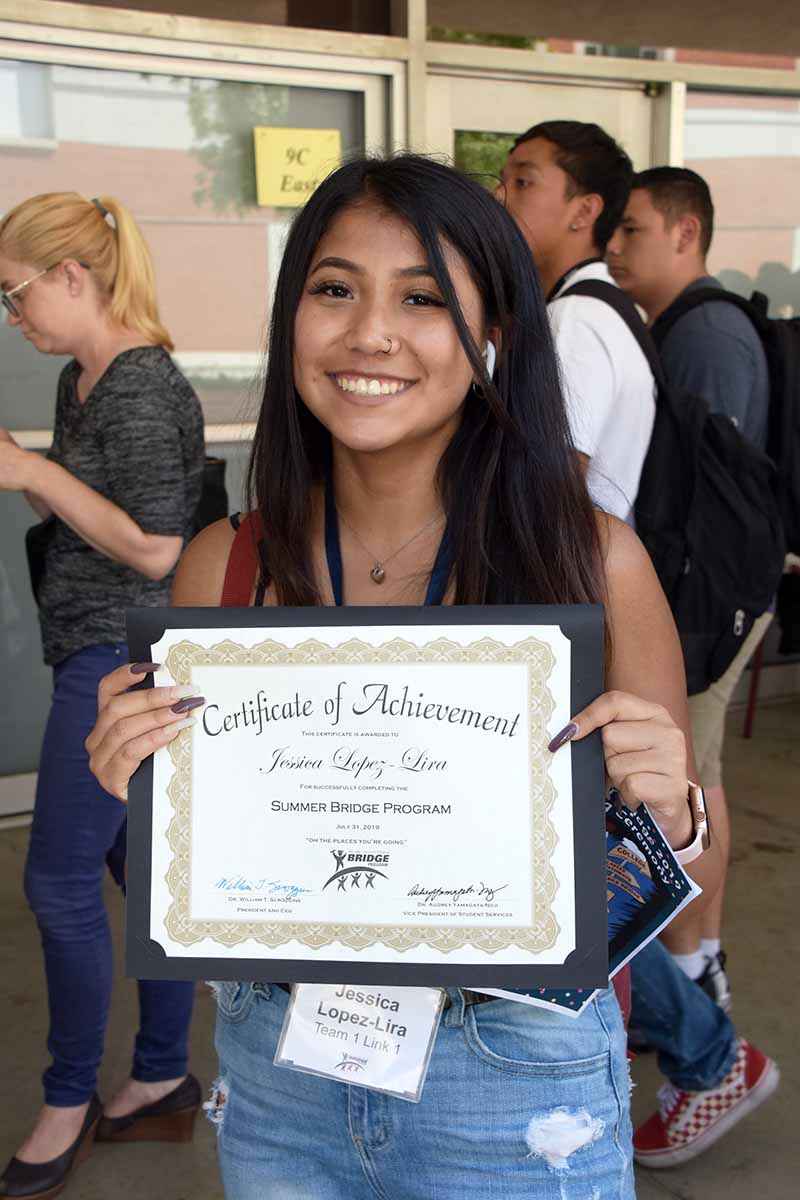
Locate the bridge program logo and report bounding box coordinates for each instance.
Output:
[334,1052,368,1073]
[322,849,390,892]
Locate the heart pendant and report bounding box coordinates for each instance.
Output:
[370,564,386,584]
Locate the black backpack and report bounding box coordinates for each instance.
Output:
[194,454,229,536]
[652,287,800,557]
[561,279,785,694]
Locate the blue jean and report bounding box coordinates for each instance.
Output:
[629,938,737,1091]
[23,643,195,1107]
[212,982,634,1200]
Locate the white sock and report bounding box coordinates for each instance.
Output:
[670,949,707,980]
[701,937,722,961]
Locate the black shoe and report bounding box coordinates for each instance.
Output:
[0,1094,101,1199]
[95,1074,201,1144]
[695,950,732,1013]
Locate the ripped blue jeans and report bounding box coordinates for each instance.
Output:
[211,982,634,1200]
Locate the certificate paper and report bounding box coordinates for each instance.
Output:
[126,606,607,989]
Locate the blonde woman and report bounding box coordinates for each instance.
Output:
[0,193,204,1200]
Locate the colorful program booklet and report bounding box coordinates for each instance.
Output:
[474,798,701,1017]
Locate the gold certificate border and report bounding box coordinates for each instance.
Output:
[160,635,561,954]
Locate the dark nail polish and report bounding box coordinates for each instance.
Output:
[547,722,578,753]
[131,661,161,674]
[171,696,205,714]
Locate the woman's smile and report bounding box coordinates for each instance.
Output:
[328,370,416,399]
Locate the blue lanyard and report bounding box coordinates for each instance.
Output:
[324,478,451,607]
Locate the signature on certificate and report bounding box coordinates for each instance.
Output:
[214,877,310,899]
[407,882,509,905]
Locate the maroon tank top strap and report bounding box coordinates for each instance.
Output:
[613,964,631,1028]
[221,512,264,607]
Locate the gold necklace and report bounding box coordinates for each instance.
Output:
[337,509,444,584]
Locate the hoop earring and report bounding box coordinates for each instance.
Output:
[471,339,497,397]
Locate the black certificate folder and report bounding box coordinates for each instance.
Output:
[126,604,608,990]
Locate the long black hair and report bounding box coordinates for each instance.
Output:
[247,153,603,608]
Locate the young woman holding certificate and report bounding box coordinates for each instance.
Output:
[85,155,720,1199]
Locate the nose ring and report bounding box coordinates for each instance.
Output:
[382,336,393,354]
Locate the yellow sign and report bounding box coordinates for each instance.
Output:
[254,127,342,207]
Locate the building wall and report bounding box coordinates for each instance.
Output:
[684,92,800,308]
[50,0,800,57]
[427,1,800,58]
[78,0,289,23]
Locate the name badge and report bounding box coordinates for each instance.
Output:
[274,983,445,1102]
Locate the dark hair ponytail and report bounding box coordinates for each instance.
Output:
[247,153,603,609]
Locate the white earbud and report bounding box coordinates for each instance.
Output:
[483,340,497,378]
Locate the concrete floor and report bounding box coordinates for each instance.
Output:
[1,700,797,1199]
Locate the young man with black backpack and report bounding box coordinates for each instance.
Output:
[607,167,786,1015]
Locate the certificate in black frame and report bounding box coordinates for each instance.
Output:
[126,604,608,989]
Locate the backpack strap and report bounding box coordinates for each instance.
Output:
[221,512,264,607]
[650,286,769,349]
[559,278,667,391]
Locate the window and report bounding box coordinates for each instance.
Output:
[685,90,800,316]
[0,61,53,140]
[1,60,365,428]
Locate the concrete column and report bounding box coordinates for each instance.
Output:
[651,80,686,166]
[390,0,427,150]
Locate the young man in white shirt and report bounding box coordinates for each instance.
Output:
[497,120,656,523]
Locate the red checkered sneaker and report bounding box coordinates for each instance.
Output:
[634,1038,779,1168]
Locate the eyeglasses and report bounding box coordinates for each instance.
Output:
[1,266,53,319]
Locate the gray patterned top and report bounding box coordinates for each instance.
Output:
[38,346,204,665]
